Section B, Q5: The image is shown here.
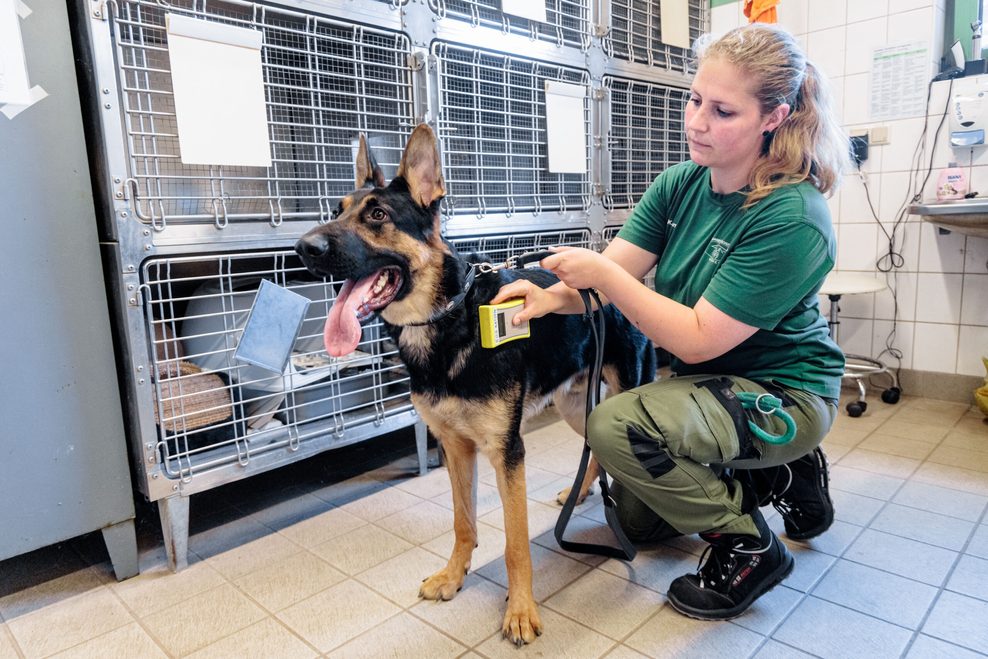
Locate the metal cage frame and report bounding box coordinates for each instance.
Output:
[75,0,704,571]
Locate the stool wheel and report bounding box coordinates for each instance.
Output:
[881,387,901,405]
[846,401,867,417]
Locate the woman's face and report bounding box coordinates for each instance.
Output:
[685,57,785,181]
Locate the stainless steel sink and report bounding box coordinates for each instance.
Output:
[908,199,988,238]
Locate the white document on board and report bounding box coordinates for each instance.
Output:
[502,0,547,23]
[0,0,32,106]
[660,0,692,50]
[167,14,271,167]
[544,81,587,174]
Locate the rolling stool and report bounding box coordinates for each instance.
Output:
[820,272,901,417]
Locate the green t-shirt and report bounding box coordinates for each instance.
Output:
[617,161,844,400]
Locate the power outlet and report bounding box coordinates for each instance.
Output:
[849,134,869,165]
[870,126,890,145]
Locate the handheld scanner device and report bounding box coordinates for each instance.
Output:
[479,299,530,348]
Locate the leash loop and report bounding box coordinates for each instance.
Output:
[736,391,797,445]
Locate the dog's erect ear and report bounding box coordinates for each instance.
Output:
[355,134,386,189]
[396,124,446,208]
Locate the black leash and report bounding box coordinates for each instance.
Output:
[553,288,637,561]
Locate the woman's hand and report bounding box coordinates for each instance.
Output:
[489,279,568,326]
[541,246,618,291]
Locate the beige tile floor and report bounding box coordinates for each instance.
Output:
[1,392,987,658]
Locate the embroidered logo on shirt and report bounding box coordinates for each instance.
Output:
[705,238,731,265]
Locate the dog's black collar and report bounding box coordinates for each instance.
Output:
[400,264,478,327]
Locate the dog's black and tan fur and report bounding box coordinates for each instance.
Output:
[296,125,654,645]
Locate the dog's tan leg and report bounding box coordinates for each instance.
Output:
[419,435,476,601]
[554,366,622,505]
[493,455,542,645]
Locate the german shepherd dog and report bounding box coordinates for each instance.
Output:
[296,125,654,645]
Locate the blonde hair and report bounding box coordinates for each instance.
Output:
[693,24,850,208]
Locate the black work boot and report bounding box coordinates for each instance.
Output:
[742,447,834,541]
[667,506,794,620]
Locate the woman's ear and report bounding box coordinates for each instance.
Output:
[763,103,791,133]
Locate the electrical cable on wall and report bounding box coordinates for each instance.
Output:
[853,77,955,391]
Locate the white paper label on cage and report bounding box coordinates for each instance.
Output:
[166,14,271,167]
[502,0,547,23]
[544,81,587,174]
[0,0,32,106]
[660,0,691,50]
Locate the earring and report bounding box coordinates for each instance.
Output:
[762,130,771,137]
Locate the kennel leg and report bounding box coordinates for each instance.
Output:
[158,495,190,572]
[415,420,429,476]
[100,519,139,581]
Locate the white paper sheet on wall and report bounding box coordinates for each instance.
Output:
[870,42,929,122]
[660,0,691,50]
[0,0,32,106]
[166,14,271,167]
[544,80,586,174]
[502,0,547,24]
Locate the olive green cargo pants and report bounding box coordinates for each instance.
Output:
[586,375,837,540]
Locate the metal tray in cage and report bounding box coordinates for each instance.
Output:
[140,249,413,488]
[106,0,414,231]
[604,0,707,73]
[602,75,690,210]
[433,41,592,223]
[429,0,591,50]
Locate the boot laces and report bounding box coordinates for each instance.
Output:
[695,536,771,589]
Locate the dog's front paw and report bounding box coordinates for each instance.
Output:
[502,596,543,646]
[418,567,465,601]
[555,485,593,506]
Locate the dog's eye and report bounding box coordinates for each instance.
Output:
[330,207,341,220]
[368,208,388,223]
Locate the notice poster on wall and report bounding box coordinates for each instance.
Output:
[871,42,930,121]
[166,14,271,167]
[0,0,32,106]
[660,0,691,50]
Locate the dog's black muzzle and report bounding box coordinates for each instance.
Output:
[295,232,331,272]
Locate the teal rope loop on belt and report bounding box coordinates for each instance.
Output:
[736,392,797,445]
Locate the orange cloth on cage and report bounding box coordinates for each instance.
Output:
[744,0,779,24]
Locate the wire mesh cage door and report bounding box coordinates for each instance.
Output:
[428,0,591,50]
[604,0,708,72]
[433,41,593,222]
[140,249,413,487]
[109,0,414,231]
[602,76,690,210]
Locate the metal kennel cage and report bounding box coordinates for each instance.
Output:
[73,0,703,571]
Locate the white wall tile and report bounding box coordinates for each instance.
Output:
[841,172,879,223]
[888,0,935,14]
[838,287,877,318]
[929,80,951,116]
[777,0,809,36]
[876,270,918,321]
[808,0,848,32]
[838,223,881,270]
[828,74,845,124]
[887,8,937,46]
[957,325,988,376]
[918,222,967,272]
[807,26,847,79]
[845,18,888,76]
[967,166,988,199]
[843,74,872,127]
[965,235,988,274]
[873,318,915,369]
[711,3,741,39]
[838,316,874,355]
[881,118,927,172]
[887,220,922,273]
[911,322,959,372]
[915,272,963,323]
[848,0,890,24]
[877,171,910,225]
[961,274,988,325]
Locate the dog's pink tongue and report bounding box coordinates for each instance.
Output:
[324,273,379,357]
